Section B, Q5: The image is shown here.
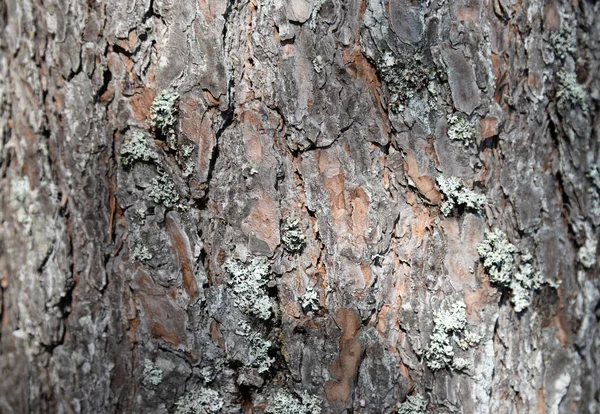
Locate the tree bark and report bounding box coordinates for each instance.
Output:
[0,0,598,413]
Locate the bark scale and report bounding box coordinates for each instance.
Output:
[0,0,598,413]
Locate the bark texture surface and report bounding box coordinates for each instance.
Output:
[0,0,599,413]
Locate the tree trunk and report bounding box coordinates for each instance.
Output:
[0,0,598,413]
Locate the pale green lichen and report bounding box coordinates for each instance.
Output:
[510,252,544,312]
[149,174,188,210]
[477,229,517,286]
[174,387,224,414]
[378,51,432,113]
[223,257,272,320]
[132,245,153,262]
[120,131,157,166]
[248,333,274,373]
[588,166,600,189]
[282,216,306,253]
[549,13,576,60]
[578,236,597,269]
[556,70,587,111]
[451,357,471,371]
[235,321,275,373]
[300,285,319,312]
[10,176,38,233]
[586,166,600,216]
[478,230,544,312]
[141,359,163,388]
[180,144,195,177]
[312,56,324,74]
[397,394,427,414]
[447,114,477,146]
[11,176,31,202]
[436,176,486,216]
[266,389,322,414]
[424,300,476,371]
[458,330,481,351]
[149,90,180,148]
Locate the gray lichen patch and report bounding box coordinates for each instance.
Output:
[282,216,306,253]
[299,285,319,312]
[223,257,272,320]
[248,333,274,373]
[180,144,195,177]
[458,331,481,351]
[149,89,180,149]
[149,174,188,211]
[10,176,39,234]
[446,114,478,147]
[586,166,600,216]
[578,236,597,269]
[549,13,576,60]
[140,359,163,388]
[436,176,486,216]
[132,245,153,262]
[478,230,545,312]
[397,394,427,414]
[556,70,587,111]
[377,51,433,113]
[477,229,517,286]
[120,131,157,167]
[510,252,544,313]
[266,389,322,414]
[174,387,224,414]
[236,321,275,373]
[424,300,477,371]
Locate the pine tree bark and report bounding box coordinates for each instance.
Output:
[0,0,598,413]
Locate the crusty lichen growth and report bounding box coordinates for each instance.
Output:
[149,90,180,148]
[478,230,544,312]
[424,300,478,371]
[556,70,587,111]
[477,229,517,286]
[10,176,38,233]
[458,330,481,351]
[586,166,600,216]
[549,13,576,60]
[120,131,157,166]
[511,252,544,312]
[300,285,320,312]
[397,394,427,414]
[248,332,274,373]
[578,236,597,269]
[282,216,306,253]
[447,114,477,146]
[436,176,486,216]
[180,144,195,177]
[312,56,324,74]
[377,51,432,113]
[149,174,188,211]
[141,359,163,388]
[223,257,272,320]
[266,389,322,414]
[174,387,224,414]
[236,321,275,373]
[132,245,153,262]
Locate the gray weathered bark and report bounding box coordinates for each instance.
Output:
[0,0,599,413]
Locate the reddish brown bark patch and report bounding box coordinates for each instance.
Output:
[242,194,280,255]
[325,308,363,404]
[132,269,186,348]
[129,87,155,122]
[403,151,442,204]
[165,213,198,300]
[480,117,498,139]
